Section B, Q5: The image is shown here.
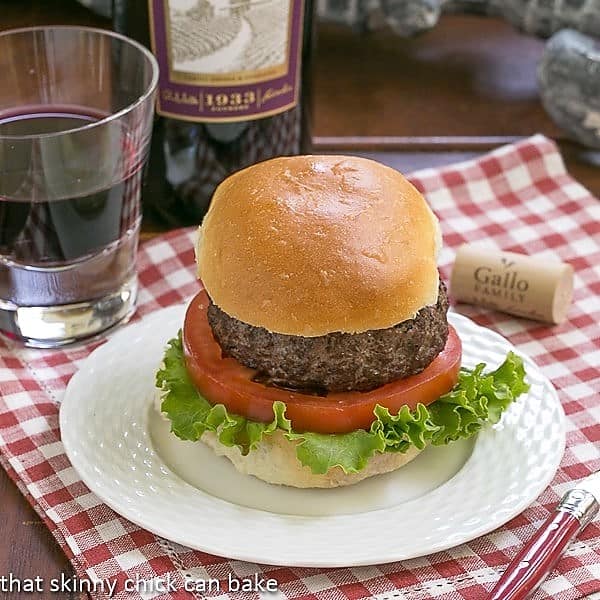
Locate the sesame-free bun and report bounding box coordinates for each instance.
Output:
[197,155,441,337]
[153,391,421,488]
[202,429,422,488]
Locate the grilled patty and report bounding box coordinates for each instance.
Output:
[207,281,449,393]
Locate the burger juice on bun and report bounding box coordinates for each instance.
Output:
[156,156,529,488]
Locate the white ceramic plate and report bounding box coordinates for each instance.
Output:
[60,305,565,567]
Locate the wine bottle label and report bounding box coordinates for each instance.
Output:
[148,0,304,122]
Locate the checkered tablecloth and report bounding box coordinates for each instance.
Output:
[1,135,599,600]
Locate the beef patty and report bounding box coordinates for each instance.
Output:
[207,281,449,393]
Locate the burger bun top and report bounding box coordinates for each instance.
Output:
[197,155,441,337]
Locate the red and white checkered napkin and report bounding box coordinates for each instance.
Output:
[1,135,599,600]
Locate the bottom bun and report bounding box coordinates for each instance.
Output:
[155,391,421,488]
[201,429,422,488]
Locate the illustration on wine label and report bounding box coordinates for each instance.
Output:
[149,0,304,121]
[168,0,290,77]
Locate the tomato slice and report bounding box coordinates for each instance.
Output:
[183,290,462,434]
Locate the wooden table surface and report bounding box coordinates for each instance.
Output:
[1,2,599,598]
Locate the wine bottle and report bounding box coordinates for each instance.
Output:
[113,0,313,226]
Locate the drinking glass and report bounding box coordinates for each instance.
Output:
[0,27,158,347]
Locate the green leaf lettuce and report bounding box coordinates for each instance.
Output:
[156,332,529,475]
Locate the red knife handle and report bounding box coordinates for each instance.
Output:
[488,489,599,600]
[487,510,581,600]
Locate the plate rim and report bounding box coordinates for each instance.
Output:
[60,304,566,567]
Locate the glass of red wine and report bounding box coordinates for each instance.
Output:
[0,26,158,347]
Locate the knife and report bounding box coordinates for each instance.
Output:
[488,469,600,600]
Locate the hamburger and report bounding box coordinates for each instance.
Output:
[155,156,528,488]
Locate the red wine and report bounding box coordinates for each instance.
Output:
[113,0,313,226]
[0,109,141,305]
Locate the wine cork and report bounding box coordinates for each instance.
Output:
[450,244,574,324]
